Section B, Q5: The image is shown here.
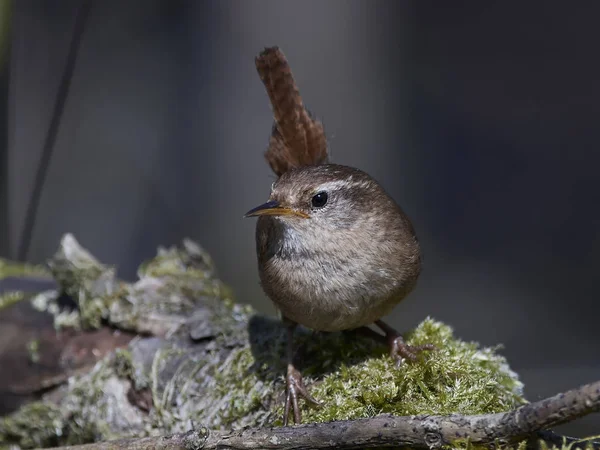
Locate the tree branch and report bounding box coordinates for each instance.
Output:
[47,379,600,450]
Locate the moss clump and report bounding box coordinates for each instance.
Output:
[193,315,524,429]
[295,318,525,423]
[0,349,151,449]
[0,257,52,311]
[113,348,134,380]
[59,353,147,446]
[212,346,275,427]
[137,238,215,280]
[37,234,233,334]
[0,403,64,449]
[136,238,234,305]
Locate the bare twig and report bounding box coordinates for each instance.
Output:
[45,379,600,450]
[17,0,92,261]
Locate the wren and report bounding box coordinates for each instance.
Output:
[245,47,433,426]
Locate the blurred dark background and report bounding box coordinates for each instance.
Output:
[1,0,598,435]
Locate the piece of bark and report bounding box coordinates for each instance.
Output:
[0,282,133,416]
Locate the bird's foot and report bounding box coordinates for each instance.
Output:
[387,334,435,367]
[374,320,435,367]
[283,364,321,426]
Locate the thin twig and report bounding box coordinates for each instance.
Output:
[44,379,600,450]
[17,0,92,261]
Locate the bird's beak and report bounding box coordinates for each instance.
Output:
[244,200,309,219]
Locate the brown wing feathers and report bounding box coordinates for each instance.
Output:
[255,47,328,177]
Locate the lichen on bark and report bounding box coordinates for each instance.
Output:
[0,234,526,450]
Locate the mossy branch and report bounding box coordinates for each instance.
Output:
[1,234,597,449]
[0,258,51,280]
[42,380,600,450]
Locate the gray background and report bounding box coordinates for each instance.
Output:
[1,0,599,435]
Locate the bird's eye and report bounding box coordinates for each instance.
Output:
[311,191,328,208]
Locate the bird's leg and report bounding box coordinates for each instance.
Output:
[374,320,435,367]
[352,325,387,343]
[282,319,320,426]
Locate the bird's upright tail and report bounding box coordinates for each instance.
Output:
[255,47,328,177]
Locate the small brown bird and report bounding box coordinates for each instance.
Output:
[245,47,433,426]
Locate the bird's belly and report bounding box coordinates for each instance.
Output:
[261,257,406,332]
[278,290,397,332]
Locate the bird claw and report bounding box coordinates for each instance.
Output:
[283,364,320,426]
[374,320,435,367]
[388,335,435,367]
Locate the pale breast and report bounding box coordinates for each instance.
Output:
[257,218,420,332]
[261,258,403,331]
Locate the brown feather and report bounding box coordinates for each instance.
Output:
[255,47,328,177]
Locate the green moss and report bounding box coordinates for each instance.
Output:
[280,318,525,424]
[213,346,274,426]
[557,435,600,450]
[113,348,134,380]
[0,304,586,450]
[136,238,233,303]
[189,316,524,430]
[1,233,568,448]
[136,238,235,310]
[0,258,50,280]
[454,435,600,450]
[0,402,64,449]
[0,290,25,310]
[59,354,145,445]
[0,346,154,449]
[38,234,235,334]
[3,231,598,450]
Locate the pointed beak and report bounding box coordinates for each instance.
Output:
[244,200,310,219]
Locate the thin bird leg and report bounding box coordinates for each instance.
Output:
[374,319,435,367]
[351,325,387,344]
[283,319,321,426]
